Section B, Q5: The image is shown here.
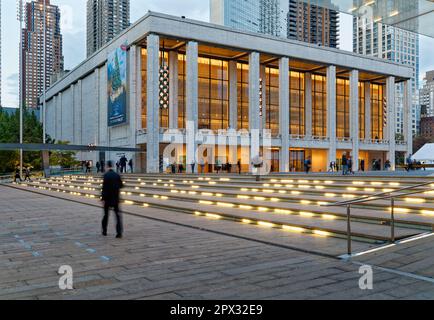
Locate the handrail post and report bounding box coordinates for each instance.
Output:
[347,204,352,256]
[391,197,395,243]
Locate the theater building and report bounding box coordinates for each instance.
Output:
[44,12,413,173]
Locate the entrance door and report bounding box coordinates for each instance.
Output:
[290,150,305,172]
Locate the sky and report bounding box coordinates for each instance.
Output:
[1,0,433,108]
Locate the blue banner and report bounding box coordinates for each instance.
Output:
[107,46,127,127]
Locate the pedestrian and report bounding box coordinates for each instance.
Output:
[329,161,334,172]
[101,161,124,239]
[216,159,221,174]
[24,167,32,182]
[406,155,413,172]
[171,161,176,174]
[14,167,22,183]
[342,153,348,175]
[304,157,311,174]
[86,161,91,173]
[385,160,391,171]
[226,161,231,173]
[377,159,382,171]
[237,159,242,175]
[361,159,365,172]
[190,161,196,174]
[96,161,101,173]
[128,159,133,173]
[101,160,105,173]
[348,156,353,175]
[116,161,120,173]
[120,156,127,173]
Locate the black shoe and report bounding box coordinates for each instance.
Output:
[102,231,107,236]
[116,234,123,239]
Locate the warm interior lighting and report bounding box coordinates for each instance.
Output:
[242,219,252,224]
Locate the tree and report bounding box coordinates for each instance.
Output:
[0,107,45,173]
[49,141,81,169]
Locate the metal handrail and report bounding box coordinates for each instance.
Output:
[323,180,434,208]
[321,180,434,256]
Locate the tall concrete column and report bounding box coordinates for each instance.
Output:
[249,52,260,172]
[146,34,160,173]
[364,82,371,141]
[403,79,413,157]
[169,50,179,129]
[386,76,396,170]
[350,70,359,172]
[327,65,337,165]
[186,41,198,172]
[305,72,312,138]
[229,61,238,130]
[279,57,290,172]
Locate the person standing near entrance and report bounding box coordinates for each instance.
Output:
[342,153,348,175]
[128,159,134,173]
[96,161,101,173]
[101,161,124,239]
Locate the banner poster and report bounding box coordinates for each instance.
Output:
[107,45,128,127]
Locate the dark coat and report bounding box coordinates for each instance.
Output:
[101,170,124,206]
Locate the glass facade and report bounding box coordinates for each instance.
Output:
[371,83,384,140]
[359,82,365,139]
[290,71,305,136]
[237,63,249,130]
[312,74,327,137]
[198,57,229,130]
[141,48,147,130]
[265,67,279,136]
[178,54,186,129]
[336,78,350,138]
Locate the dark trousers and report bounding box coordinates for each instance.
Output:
[102,202,123,236]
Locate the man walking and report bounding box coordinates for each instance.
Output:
[128,158,134,173]
[342,153,348,175]
[101,161,124,239]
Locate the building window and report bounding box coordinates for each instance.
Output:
[359,82,365,139]
[371,83,384,140]
[237,63,249,130]
[336,78,350,138]
[312,74,327,137]
[198,57,229,130]
[178,53,186,129]
[265,67,279,136]
[290,71,305,136]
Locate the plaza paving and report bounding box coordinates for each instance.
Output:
[1,179,434,300]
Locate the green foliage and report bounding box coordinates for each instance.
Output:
[49,140,81,168]
[0,107,43,173]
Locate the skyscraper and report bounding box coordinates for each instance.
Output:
[287,0,339,48]
[353,3,420,136]
[420,71,434,118]
[86,0,130,57]
[20,0,64,109]
[210,0,339,47]
[210,0,284,37]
